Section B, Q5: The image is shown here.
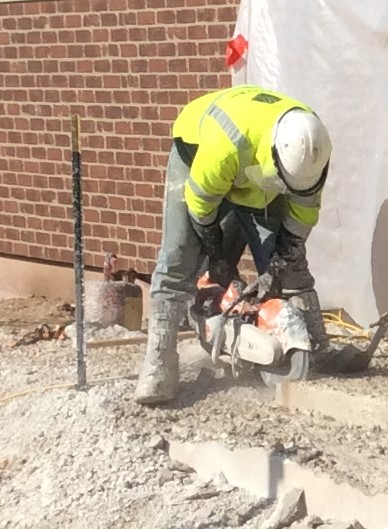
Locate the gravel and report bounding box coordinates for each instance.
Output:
[0,296,385,528]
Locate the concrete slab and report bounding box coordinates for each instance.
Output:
[276,381,388,428]
[170,440,388,529]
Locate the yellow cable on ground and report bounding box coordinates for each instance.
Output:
[0,376,132,406]
[322,311,371,339]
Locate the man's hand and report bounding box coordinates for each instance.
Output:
[208,259,232,289]
[255,256,288,301]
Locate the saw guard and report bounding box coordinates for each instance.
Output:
[258,299,311,353]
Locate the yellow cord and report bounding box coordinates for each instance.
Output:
[322,310,371,339]
[0,376,131,406]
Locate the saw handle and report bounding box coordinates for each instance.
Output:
[210,279,263,365]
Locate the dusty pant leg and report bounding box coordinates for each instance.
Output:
[151,145,203,302]
[135,145,203,404]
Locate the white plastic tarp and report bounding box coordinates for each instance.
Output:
[232,0,388,326]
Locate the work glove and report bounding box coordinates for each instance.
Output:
[190,217,223,261]
[208,258,234,289]
[254,255,288,301]
[275,224,306,266]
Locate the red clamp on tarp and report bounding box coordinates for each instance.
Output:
[226,34,248,67]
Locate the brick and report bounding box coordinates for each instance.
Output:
[21,231,36,243]
[168,58,187,72]
[37,232,51,245]
[110,28,128,43]
[113,91,131,104]
[177,42,197,56]
[115,178,135,198]
[29,245,45,259]
[27,217,43,230]
[105,106,124,120]
[120,44,138,57]
[127,228,145,243]
[217,6,238,22]
[4,201,19,214]
[52,233,67,247]
[101,210,117,224]
[134,152,152,166]
[120,242,137,256]
[13,242,29,256]
[6,227,21,240]
[118,212,136,225]
[199,74,221,89]
[85,239,102,252]
[148,26,166,41]
[138,43,157,58]
[66,14,82,27]
[210,57,227,72]
[92,224,110,238]
[208,24,228,39]
[137,11,156,25]
[108,0,128,10]
[167,26,187,40]
[130,60,148,73]
[4,47,16,59]
[140,75,158,89]
[84,208,100,222]
[197,8,216,22]
[140,106,159,120]
[118,11,137,25]
[176,9,196,23]
[147,230,162,245]
[129,28,147,41]
[2,18,16,31]
[57,220,73,234]
[145,0,165,8]
[0,186,10,198]
[117,150,137,165]
[198,41,218,55]
[159,75,178,89]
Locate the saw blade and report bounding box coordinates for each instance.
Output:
[260,349,309,388]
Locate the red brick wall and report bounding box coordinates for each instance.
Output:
[0,0,240,274]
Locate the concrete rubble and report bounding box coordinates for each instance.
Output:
[261,488,307,529]
[0,296,386,528]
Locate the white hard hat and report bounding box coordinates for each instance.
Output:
[273,109,332,193]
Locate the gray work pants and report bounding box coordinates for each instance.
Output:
[151,145,314,301]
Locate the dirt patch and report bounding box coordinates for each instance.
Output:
[0,296,74,329]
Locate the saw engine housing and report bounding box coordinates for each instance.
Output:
[191,276,312,385]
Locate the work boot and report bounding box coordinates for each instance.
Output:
[287,290,369,374]
[134,299,183,405]
[286,289,331,371]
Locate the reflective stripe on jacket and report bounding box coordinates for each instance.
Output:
[172,85,322,239]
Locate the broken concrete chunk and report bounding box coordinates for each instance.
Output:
[261,488,308,529]
[352,522,367,529]
[183,486,220,501]
[158,469,174,486]
[318,522,367,529]
[167,459,195,473]
[289,514,324,528]
[304,514,324,527]
[147,434,167,450]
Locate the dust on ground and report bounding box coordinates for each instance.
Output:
[1,295,387,529]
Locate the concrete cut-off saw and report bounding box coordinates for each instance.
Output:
[189,274,311,388]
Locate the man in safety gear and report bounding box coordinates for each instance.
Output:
[135,85,332,405]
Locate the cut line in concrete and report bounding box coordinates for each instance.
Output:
[276,381,388,429]
[170,440,388,529]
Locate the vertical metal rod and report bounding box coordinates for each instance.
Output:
[71,114,87,389]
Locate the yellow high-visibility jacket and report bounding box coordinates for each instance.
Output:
[173,85,325,239]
